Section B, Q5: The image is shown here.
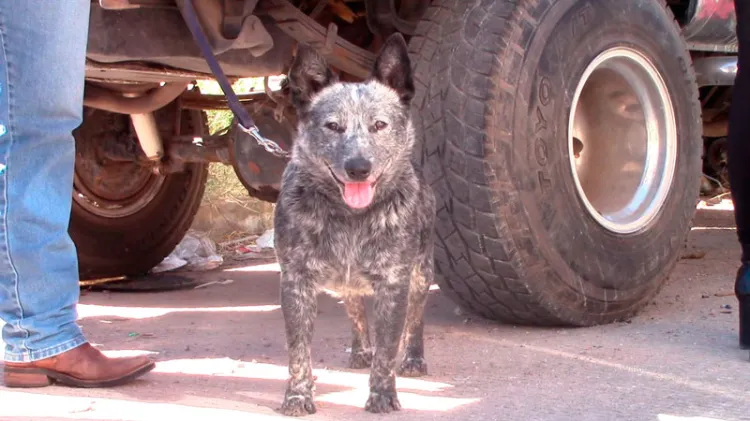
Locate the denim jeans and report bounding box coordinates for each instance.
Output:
[0,1,91,362]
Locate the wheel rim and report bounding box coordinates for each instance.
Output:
[73,159,165,219]
[568,47,677,234]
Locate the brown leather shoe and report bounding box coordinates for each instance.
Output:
[3,343,155,388]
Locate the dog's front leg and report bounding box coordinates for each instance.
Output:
[365,277,409,413]
[280,273,318,417]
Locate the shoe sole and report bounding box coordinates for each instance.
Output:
[3,361,156,388]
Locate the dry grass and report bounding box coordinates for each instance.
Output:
[194,78,275,228]
[195,78,262,202]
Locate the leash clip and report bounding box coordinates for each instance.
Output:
[239,124,290,158]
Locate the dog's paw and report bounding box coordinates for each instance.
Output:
[348,350,373,369]
[365,391,401,414]
[280,394,317,417]
[397,357,428,377]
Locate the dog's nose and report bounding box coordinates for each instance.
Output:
[344,157,372,181]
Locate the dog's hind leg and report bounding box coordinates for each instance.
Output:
[280,273,318,417]
[397,256,432,378]
[344,295,373,369]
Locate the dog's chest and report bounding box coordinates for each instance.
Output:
[320,215,404,263]
[306,210,417,294]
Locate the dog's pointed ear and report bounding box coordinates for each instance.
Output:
[371,33,414,104]
[288,44,338,112]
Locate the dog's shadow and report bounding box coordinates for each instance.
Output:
[67,262,479,417]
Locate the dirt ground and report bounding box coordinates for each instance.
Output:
[2,206,750,421]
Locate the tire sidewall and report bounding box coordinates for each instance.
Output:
[70,163,208,279]
[503,0,701,314]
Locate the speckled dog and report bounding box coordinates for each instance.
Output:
[274,33,435,416]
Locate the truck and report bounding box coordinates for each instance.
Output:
[77,0,738,326]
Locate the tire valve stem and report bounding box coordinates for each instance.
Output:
[573,137,584,159]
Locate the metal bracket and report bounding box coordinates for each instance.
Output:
[322,22,338,55]
[222,0,247,39]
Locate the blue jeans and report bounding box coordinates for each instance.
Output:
[0,1,91,362]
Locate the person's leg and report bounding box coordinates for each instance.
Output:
[0,2,154,387]
[729,0,750,348]
[0,0,90,362]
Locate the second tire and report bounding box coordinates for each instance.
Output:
[409,0,702,326]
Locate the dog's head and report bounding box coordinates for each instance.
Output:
[287,33,415,210]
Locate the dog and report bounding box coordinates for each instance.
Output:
[273,33,436,416]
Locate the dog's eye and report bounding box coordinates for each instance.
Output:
[374,121,388,131]
[325,122,342,133]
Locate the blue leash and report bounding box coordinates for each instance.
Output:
[181,0,289,157]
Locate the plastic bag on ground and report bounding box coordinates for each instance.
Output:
[256,229,275,249]
[150,255,188,273]
[151,230,223,273]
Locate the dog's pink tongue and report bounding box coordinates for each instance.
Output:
[343,182,374,209]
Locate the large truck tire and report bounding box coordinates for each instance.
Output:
[409,0,702,326]
[70,103,208,280]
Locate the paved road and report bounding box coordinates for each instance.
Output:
[1,207,750,421]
